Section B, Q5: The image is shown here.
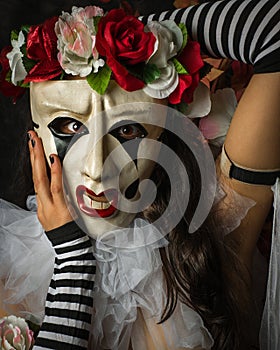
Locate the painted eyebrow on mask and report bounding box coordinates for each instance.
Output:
[38,97,92,116]
[106,107,153,122]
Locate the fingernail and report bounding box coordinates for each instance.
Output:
[27,132,32,140]
[49,155,54,164]
[31,139,35,148]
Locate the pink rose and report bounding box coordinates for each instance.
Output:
[55,6,104,77]
[0,315,34,350]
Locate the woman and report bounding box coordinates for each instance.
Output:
[0,0,279,349]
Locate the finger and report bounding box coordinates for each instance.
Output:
[28,130,35,169]
[49,154,74,225]
[49,154,65,203]
[29,132,52,203]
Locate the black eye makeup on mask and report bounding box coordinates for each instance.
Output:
[109,120,148,168]
[48,117,148,164]
[48,117,89,161]
[109,120,148,200]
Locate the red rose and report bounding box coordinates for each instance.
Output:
[0,46,25,102]
[96,9,156,91]
[25,16,62,82]
[169,40,204,104]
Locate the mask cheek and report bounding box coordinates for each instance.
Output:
[137,140,162,178]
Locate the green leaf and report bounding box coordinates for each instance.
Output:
[18,81,30,88]
[86,64,112,95]
[177,101,189,114]
[5,70,12,83]
[60,71,67,80]
[143,64,161,84]
[20,45,36,72]
[10,30,19,41]
[178,23,188,51]
[21,25,31,35]
[93,16,102,32]
[5,70,29,88]
[172,58,188,75]
[22,56,36,73]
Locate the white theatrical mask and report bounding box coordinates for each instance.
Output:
[30,80,167,238]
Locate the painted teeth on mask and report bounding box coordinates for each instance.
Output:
[83,194,112,209]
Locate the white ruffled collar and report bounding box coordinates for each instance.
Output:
[90,218,214,350]
[0,198,214,349]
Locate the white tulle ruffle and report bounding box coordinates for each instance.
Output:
[0,184,256,349]
[260,178,280,350]
[90,218,214,350]
[0,196,55,324]
[211,176,256,236]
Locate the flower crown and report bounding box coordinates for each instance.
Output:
[0,5,204,105]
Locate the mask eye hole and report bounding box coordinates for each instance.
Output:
[110,121,147,143]
[48,117,88,137]
[117,125,146,140]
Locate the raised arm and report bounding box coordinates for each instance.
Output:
[28,132,95,349]
[142,0,280,269]
[33,221,96,350]
[221,73,280,268]
[141,0,279,74]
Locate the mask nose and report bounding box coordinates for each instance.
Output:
[83,137,106,182]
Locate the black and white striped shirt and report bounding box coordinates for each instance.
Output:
[141,0,280,74]
[33,222,96,350]
[33,0,279,348]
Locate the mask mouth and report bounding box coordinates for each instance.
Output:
[76,185,118,218]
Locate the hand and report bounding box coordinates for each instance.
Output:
[28,130,73,231]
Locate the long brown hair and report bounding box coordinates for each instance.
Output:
[143,127,251,350]
[7,99,251,348]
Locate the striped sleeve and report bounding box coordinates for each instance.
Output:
[33,221,95,350]
[140,0,280,73]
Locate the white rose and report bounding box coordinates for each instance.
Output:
[0,315,34,350]
[143,21,183,99]
[6,31,27,85]
[146,20,183,68]
[143,62,178,99]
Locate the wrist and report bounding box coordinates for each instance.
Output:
[45,221,88,248]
